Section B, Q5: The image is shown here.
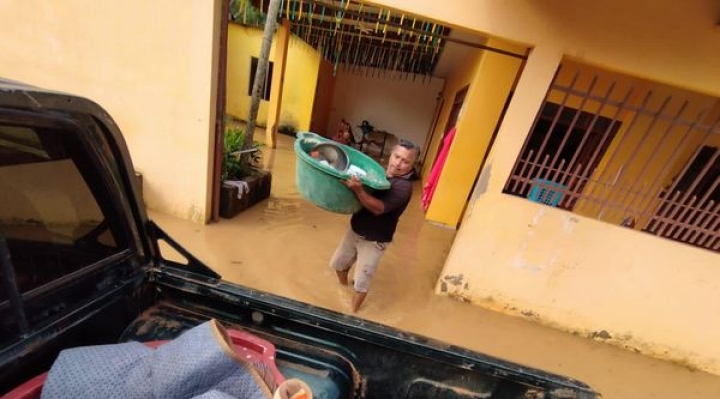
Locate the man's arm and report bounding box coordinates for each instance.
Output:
[342,176,384,215]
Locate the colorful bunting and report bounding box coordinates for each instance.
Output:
[262,0,446,80]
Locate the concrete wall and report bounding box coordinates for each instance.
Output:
[227,24,320,131]
[372,0,720,374]
[0,0,222,223]
[329,67,444,150]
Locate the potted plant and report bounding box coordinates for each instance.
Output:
[219,126,272,218]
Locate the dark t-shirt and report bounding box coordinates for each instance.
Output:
[350,175,413,243]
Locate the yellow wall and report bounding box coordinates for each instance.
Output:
[421,49,483,184]
[440,191,720,373]
[0,0,222,223]
[372,0,720,374]
[227,24,320,131]
[283,35,321,131]
[227,24,272,125]
[425,39,524,227]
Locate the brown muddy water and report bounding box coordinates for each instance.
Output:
[150,132,720,399]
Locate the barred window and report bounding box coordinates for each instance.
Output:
[504,59,720,253]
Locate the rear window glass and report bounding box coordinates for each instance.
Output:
[0,123,125,297]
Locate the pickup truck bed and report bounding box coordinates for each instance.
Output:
[116,266,597,399]
[3,266,597,399]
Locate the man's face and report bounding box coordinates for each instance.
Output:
[386,146,416,178]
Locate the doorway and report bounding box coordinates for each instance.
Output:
[427,85,467,168]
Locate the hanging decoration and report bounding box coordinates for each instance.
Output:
[277,0,449,80]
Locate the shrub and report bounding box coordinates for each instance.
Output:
[222,127,263,181]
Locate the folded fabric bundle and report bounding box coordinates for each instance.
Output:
[223,181,250,200]
[40,319,311,399]
[346,164,366,178]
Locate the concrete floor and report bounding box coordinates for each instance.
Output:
[149,131,720,399]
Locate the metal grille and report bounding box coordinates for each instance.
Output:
[504,61,720,253]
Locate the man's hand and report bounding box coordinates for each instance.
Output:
[342,175,385,215]
[341,175,364,193]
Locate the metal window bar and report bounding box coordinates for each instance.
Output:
[559,88,634,209]
[684,201,718,243]
[515,71,581,196]
[707,213,720,250]
[542,76,599,184]
[582,91,655,217]
[647,142,714,231]
[670,179,720,240]
[644,118,720,225]
[503,64,720,254]
[673,178,719,240]
[552,84,720,132]
[598,97,680,221]
[653,149,719,237]
[556,81,617,186]
[504,63,564,195]
[633,108,713,220]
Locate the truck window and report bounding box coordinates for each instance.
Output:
[0,122,128,342]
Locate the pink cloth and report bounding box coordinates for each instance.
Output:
[422,127,456,211]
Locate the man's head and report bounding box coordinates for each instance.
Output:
[386,139,420,178]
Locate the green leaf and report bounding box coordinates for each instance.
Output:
[222,126,263,181]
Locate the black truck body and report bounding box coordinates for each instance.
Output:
[0,79,598,399]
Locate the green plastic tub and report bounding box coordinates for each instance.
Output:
[294,132,390,214]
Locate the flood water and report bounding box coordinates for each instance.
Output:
[150,131,720,399]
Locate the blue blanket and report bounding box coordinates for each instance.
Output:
[40,320,307,399]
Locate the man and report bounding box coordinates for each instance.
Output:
[330,140,420,312]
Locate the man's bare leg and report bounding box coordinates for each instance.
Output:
[336,270,349,285]
[352,291,367,312]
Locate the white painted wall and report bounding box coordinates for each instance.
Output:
[329,67,444,152]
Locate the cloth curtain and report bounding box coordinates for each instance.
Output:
[422,127,457,211]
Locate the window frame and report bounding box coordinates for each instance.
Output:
[248,56,274,101]
[0,109,139,343]
[502,60,720,253]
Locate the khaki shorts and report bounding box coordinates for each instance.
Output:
[329,228,388,293]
